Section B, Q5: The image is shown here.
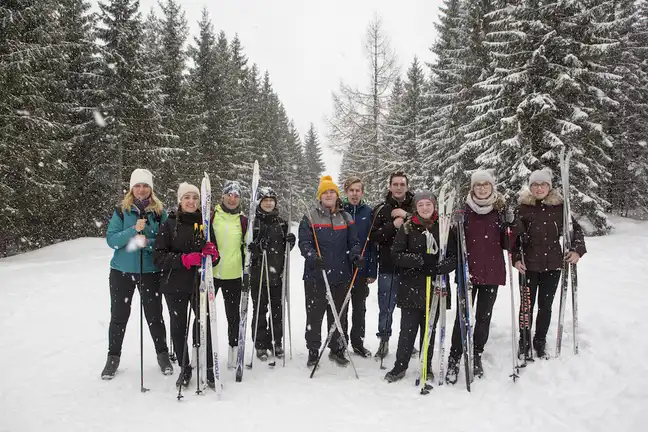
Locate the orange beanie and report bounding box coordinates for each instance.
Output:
[316,175,340,200]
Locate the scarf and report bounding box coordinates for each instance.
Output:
[466,192,497,215]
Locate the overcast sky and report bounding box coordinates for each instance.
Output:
[97,0,444,178]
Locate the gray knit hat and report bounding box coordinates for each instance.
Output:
[471,170,496,188]
[413,190,437,207]
[529,169,553,188]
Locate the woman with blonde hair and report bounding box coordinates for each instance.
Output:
[101,168,172,380]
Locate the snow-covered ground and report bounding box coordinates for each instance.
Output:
[1,215,646,432]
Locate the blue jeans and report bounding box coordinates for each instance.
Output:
[376,272,400,340]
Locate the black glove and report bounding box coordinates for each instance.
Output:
[423,253,437,276]
[353,255,364,268]
[286,233,296,248]
[248,242,262,255]
[314,256,326,269]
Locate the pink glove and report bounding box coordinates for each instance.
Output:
[181,252,202,270]
[202,242,218,257]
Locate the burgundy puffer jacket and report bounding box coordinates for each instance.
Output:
[463,201,507,286]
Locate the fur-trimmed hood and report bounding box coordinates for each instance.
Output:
[518,188,563,206]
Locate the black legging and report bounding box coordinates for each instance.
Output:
[449,284,498,359]
[108,269,168,356]
[518,270,561,349]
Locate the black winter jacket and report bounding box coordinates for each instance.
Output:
[250,206,293,287]
[391,214,457,310]
[153,210,217,295]
[370,191,415,275]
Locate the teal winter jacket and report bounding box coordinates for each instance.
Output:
[106,206,168,274]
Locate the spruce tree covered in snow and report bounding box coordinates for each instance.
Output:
[58,0,106,238]
[154,0,191,202]
[465,0,615,233]
[284,121,307,215]
[304,124,326,199]
[331,15,399,202]
[384,58,427,190]
[424,0,492,196]
[96,0,169,202]
[603,0,648,216]
[0,0,69,254]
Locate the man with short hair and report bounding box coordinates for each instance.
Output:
[370,172,414,359]
[342,176,377,357]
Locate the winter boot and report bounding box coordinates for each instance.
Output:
[176,365,192,388]
[101,355,120,380]
[534,338,549,359]
[474,354,484,378]
[227,346,237,369]
[384,368,406,383]
[274,344,285,359]
[445,356,460,385]
[374,339,389,360]
[256,349,269,361]
[329,349,350,366]
[352,343,372,358]
[157,352,174,375]
[518,339,535,363]
[307,349,319,367]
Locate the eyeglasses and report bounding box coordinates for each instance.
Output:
[473,182,492,189]
[530,183,550,189]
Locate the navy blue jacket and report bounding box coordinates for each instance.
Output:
[298,203,361,286]
[343,199,377,279]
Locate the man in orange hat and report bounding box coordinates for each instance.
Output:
[298,175,362,368]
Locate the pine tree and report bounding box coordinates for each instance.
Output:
[303,123,326,199]
[154,0,190,202]
[387,57,427,190]
[423,0,493,196]
[186,8,220,182]
[470,0,615,233]
[0,0,69,254]
[603,0,648,216]
[96,0,169,203]
[58,0,107,237]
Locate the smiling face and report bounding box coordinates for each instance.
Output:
[473,181,493,200]
[132,183,151,200]
[416,199,435,219]
[180,193,199,213]
[530,182,551,200]
[222,193,241,210]
[320,189,338,209]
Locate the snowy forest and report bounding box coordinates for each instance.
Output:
[333,2,648,235]
[0,0,326,257]
[3,0,648,257]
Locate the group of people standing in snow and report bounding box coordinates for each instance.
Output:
[101,165,586,389]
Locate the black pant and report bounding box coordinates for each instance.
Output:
[214,278,242,347]
[251,272,283,350]
[165,289,216,369]
[108,269,168,356]
[449,284,498,359]
[393,307,439,373]
[350,277,369,347]
[304,279,349,351]
[518,270,561,350]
